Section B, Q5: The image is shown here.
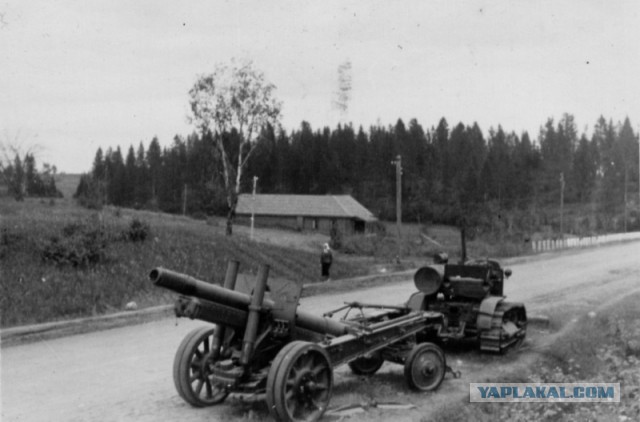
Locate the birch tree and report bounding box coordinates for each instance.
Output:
[188,60,281,235]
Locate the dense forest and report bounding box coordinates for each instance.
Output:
[75,114,640,237]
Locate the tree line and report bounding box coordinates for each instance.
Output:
[75,113,640,236]
[1,153,62,200]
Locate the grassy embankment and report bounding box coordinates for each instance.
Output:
[0,198,363,327]
[1,193,530,329]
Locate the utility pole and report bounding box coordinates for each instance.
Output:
[392,155,402,262]
[250,176,258,240]
[559,172,565,238]
[182,183,188,216]
[624,167,628,232]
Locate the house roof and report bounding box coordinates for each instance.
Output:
[236,194,377,222]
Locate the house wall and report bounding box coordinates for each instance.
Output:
[235,214,355,235]
[235,215,299,231]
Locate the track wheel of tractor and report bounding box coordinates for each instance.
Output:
[348,351,384,375]
[266,341,333,422]
[404,342,446,391]
[497,304,527,354]
[173,325,229,407]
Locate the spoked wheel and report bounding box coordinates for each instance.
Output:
[348,351,384,375]
[267,341,333,422]
[173,325,229,407]
[266,342,300,413]
[404,342,446,391]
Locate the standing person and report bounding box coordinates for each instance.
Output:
[320,243,333,281]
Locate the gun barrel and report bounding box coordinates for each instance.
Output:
[150,267,350,337]
[150,267,262,309]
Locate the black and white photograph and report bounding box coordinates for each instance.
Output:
[1,1,639,421]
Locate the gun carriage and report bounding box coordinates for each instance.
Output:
[151,261,449,422]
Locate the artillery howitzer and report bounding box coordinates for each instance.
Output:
[408,252,527,353]
[151,261,449,422]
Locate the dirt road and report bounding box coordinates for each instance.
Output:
[3,241,640,422]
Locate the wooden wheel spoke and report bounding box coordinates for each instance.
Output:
[205,378,213,397]
[195,379,204,396]
[313,381,329,392]
[301,354,314,372]
[286,396,299,417]
[288,366,299,381]
[312,364,327,377]
[285,389,295,400]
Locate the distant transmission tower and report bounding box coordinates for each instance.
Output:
[333,60,352,124]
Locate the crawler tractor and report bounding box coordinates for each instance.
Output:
[408,253,527,353]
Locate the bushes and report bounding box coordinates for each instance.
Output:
[40,221,109,267]
[367,221,387,235]
[39,218,152,267]
[1,228,25,259]
[340,234,380,256]
[124,219,150,242]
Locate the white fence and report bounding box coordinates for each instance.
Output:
[532,231,640,253]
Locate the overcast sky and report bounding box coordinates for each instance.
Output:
[1,0,639,173]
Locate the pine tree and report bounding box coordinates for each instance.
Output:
[483,126,511,207]
[595,117,620,215]
[273,129,292,193]
[573,134,598,203]
[147,137,162,208]
[108,147,126,205]
[617,118,638,230]
[123,145,136,207]
[134,142,150,207]
[9,154,25,200]
[434,117,450,203]
[92,148,105,180]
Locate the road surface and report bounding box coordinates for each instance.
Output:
[2,241,640,422]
